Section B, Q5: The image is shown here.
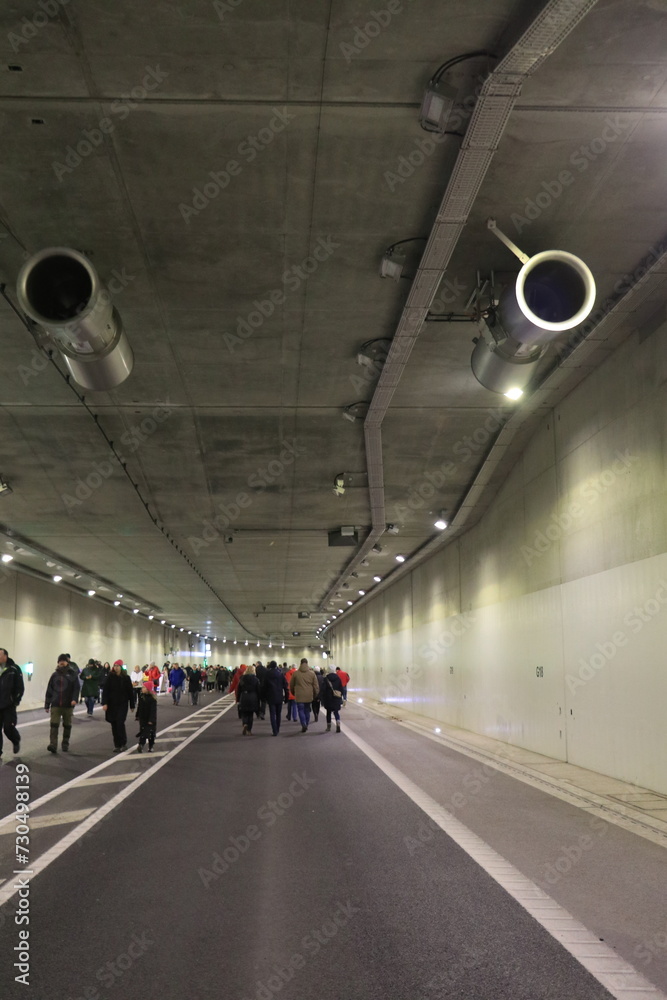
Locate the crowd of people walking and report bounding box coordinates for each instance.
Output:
[233,659,350,737]
[0,648,351,758]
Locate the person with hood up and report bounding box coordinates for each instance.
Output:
[102,660,136,753]
[289,658,320,733]
[188,665,202,705]
[135,680,158,752]
[322,666,344,732]
[262,660,289,736]
[0,648,24,757]
[236,663,260,735]
[80,659,101,717]
[44,655,79,753]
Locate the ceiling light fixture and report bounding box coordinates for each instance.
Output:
[504,387,524,400]
[87,589,95,597]
[396,555,405,563]
[434,511,448,531]
[148,615,154,620]
[1,553,13,563]
[347,600,353,606]
[53,574,62,583]
[373,575,381,582]
[133,609,139,614]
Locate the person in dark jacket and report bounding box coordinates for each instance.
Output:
[102,660,136,753]
[236,664,260,735]
[44,656,79,752]
[215,666,228,692]
[322,667,344,733]
[255,661,267,720]
[169,662,185,704]
[80,659,100,717]
[0,648,24,756]
[262,660,289,736]
[188,666,202,706]
[135,680,157,752]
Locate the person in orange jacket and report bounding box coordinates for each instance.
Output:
[285,664,298,722]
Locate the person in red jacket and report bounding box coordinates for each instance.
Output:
[336,666,350,704]
[285,665,298,722]
[147,662,161,693]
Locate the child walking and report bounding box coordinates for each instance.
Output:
[135,680,157,752]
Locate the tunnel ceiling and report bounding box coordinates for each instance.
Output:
[0,0,666,644]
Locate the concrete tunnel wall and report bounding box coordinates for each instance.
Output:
[0,575,319,712]
[332,315,667,796]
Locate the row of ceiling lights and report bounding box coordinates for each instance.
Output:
[316,515,449,635]
[2,551,305,647]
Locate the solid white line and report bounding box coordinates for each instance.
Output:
[0,697,231,827]
[0,701,235,910]
[342,725,667,1000]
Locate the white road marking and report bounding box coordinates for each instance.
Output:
[0,698,229,827]
[77,774,141,786]
[342,726,667,1000]
[0,701,235,910]
[0,808,95,834]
